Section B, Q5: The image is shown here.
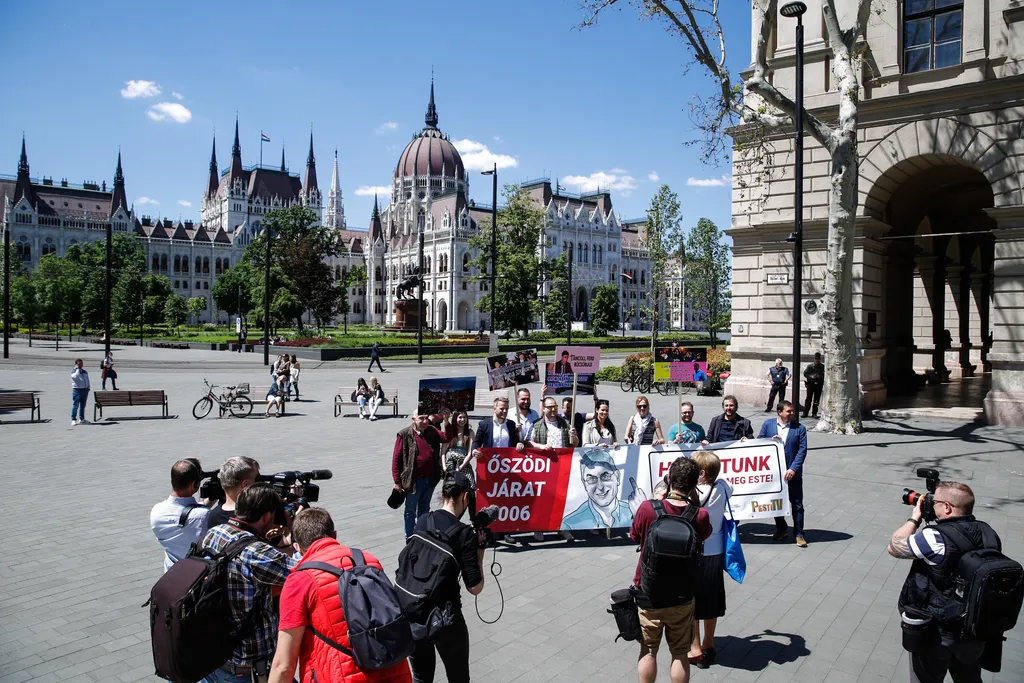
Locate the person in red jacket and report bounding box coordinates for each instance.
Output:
[269,508,411,683]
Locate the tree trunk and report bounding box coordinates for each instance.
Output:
[816,135,862,434]
[28,324,32,347]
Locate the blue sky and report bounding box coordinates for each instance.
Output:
[1,1,750,233]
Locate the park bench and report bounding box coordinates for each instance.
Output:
[334,387,399,418]
[250,386,288,415]
[0,392,42,422]
[93,390,169,421]
[152,341,190,350]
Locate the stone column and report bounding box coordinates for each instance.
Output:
[912,255,938,374]
[945,265,972,377]
[983,208,1024,426]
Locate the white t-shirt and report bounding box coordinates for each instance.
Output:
[544,420,564,448]
[695,479,734,556]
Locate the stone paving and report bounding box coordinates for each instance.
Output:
[0,338,1022,683]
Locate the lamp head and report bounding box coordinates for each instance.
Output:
[481,169,495,176]
[780,1,807,17]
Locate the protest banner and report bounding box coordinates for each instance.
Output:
[544,363,595,395]
[654,344,708,383]
[475,439,788,532]
[418,377,476,413]
[553,346,601,373]
[486,349,540,390]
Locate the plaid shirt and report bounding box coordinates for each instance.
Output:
[200,523,297,666]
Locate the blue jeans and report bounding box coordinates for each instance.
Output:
[71,388,89,421]
[202,667,268,683]
[404,477,436,538]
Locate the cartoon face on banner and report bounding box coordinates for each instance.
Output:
[654,345,708,383]
[560,447,647,530]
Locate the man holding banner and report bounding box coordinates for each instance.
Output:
[758,401,808,547]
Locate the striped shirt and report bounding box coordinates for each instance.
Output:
[908,528,946,566]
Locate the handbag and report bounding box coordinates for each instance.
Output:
[723,490,746,584]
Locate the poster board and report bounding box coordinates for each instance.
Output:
[475,439,789,532]
[486,349,540,390]
[544,363,596,396]
[418,377,477,413]
[654,344,708,383]
[552,346,601,373]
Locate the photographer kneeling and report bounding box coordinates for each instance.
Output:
[889,479,1007,682]
[396,472,485,683]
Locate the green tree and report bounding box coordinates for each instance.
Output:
[187,296,207,325]
[643,185,684,354]
[323,263,367,334]
[11,273,41,346]
[143,275,173,326]
[164,294,189,335]
[589,284,620,336]
[685,218,732,349]
[211,263,257,321]
[469,184,553,337]
[544,278,570,337]
[63,234,146,329]
[112,267,144,329]
[36,255,83,340]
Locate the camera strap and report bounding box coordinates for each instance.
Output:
[178,503,203,527]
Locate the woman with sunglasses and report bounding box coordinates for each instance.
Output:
[624,395,666,446]
[582,399,618,448]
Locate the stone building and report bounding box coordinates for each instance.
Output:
[725,0,1024,424]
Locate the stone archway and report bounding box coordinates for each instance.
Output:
[457,301,470,330]
[575,288,588,322]
[437,300,448,332]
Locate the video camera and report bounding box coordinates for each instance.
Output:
[199,469,333,518]
[902,468,940,522]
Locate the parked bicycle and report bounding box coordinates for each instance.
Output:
[193,380,253,419]
[619,366,652,393]
[655,380,694,397]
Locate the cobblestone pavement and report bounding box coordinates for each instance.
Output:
[1,339,1022,682]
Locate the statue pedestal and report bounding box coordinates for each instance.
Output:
[394,300,425,332]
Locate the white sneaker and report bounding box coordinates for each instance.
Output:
[71,420,77,426]
[370,415,377,421]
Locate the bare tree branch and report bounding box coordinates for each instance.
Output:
[853,0,873,48]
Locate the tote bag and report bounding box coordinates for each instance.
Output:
[723,492,746,584]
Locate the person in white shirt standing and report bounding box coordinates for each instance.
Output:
[513,388,539,442]
[70,358,91,426]
[150,459,210,572]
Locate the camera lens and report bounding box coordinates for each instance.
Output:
[902,489,921,506]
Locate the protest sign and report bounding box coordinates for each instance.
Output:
[654,344,708,383]
[475,439,788,532]
[553,346,601,373]
[418,377,476,413]
[486,349,540,390]
[544,364,595,395]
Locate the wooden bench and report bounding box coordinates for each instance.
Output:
[334,387,399,418]
[93,390,169,421]
[152,341,190,350]
[250,386,288,415]
[0,392,41,422]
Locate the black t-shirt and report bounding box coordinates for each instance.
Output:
[414,509,481,610]
[206,504,234,529]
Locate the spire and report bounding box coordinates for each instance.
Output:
[280,145,286,172]
[13,134,35,206]
[303,130,318,198]
[229,117,244,184]
[369,193,383,243]
[109,150,128,217]
[425,78,438,129]
[18,134,29,175]
[206,134,219,199]
[324,148,345,230]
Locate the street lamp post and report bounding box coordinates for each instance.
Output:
[104,222,112,357]
[263,228,271,366]
[3,226,10,359]
[782,0,807,416]
[481,164,498,353]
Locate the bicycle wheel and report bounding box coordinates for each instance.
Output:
[637,372,652,394]
[229,395,253,418]
[655,381,669,396]
[680,382,693,395]
[620,374,636,393]
[192,397,213,419]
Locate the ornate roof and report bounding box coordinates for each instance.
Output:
[394,82,464,180]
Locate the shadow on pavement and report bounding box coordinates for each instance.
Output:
[0,418,52,425]
[737,522,853,545]
[714,629,811,671]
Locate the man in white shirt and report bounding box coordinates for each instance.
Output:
[514,388,539,442]
[150,459,210,572]
[472,397,526,455]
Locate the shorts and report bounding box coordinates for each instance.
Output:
[638,600,695,659]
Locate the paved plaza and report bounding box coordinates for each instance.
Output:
[0,339,1022,683]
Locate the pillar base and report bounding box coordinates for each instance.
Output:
[983,355,1024,426]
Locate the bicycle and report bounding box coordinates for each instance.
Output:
[619,366,652,394]
[193,380,253,419]
[655,380,694,397]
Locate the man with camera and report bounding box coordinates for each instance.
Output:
[396,472,486,683]
[889,478,1006,683]
[207,457,261,528]
[199,485,298,683]
[150,459,210,572]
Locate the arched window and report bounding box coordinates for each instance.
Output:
[215,257,222,275]
[223,259,229,270]
[597,245,603,264]
[576,243,582,262]
[610,264,617,282]
[463,253,470,272]
[173,255,181,272]
[425,256,431,274]
[183,256,190,273]
[335,265,341,279]
[592,244,597,264]
[16,236,31,262]
[203,257,210,274]
[152,255,159,272]
[342,266,348,280]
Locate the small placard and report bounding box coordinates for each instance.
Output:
[766,272,789,285]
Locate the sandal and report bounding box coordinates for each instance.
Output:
[687,653,707,669]
[703,647,716,666]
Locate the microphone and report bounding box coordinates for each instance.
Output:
[307,470,333,480]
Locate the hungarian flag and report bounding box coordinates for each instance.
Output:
[556,182,565,192]
[621,271,634,281]
[261,133,271,142]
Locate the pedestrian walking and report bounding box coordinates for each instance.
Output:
[765,358,791,412]
[70,358,90,425]
[369,341,385,373]
[288,355,300,400]
[100,351,118,390]
[237,327,246,352]
[803,352,824,418]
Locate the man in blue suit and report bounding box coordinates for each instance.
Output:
[758,400,808,547]
[472,396,525,454]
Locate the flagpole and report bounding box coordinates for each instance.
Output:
[260,130,263,167]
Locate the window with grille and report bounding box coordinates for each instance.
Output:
[904,0,962,73]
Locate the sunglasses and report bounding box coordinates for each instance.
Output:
[638,404,649,409]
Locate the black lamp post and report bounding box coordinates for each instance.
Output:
[566,244,573,346]
[481,164,498,352]
[3,226,9,359]
[104,222,112,357]
[263,228,271,366]
[781,0,807,417]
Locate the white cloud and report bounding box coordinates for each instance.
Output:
[147,102,192,123]
[376,121,398,134]
[563,170,638,195]
[648,171,660,182]
[686,175,731,187]
[121,80,161,99]
[385,144,402,153]
[177,200,192,207]
[355,185,390,197]
[493,135,503,143]
[451,139,518,171]
[609,167,627,174]
[136,197,160,206]
[171,91,184,101]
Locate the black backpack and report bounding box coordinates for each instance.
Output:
[296,549,414,670]
[640,501,702,607]
[937,522,1024,641]
[394,515,462,634]
[145,535,260,683]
